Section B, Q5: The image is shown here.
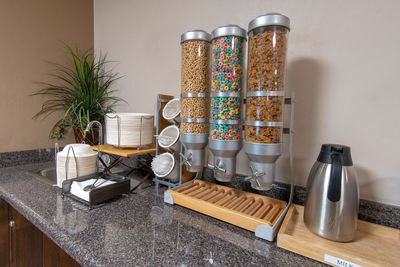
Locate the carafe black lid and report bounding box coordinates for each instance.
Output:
[317,144,353,166]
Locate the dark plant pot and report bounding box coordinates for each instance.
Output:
[73,127,99,146]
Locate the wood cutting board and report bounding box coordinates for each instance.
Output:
[277,204,400,266]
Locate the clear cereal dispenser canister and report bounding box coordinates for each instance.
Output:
[209,25,246,182]
[244,13,290,190]
[180,30,211,172]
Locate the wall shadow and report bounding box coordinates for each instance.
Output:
[356,165,400,205]
[278,58,325,186]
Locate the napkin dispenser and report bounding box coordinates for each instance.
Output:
[62,172,130,208]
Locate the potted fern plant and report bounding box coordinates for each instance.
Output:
[32,45,124,145]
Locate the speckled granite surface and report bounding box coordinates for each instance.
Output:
[0,148,55,167]
[0,162,327,267]
[0,162,399,266]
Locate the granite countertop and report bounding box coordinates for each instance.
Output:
[0,161,325,266]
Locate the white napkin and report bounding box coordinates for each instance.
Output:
[70,178,116,202]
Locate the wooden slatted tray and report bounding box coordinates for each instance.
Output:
[277,204,400,266]
[165,180,287,232]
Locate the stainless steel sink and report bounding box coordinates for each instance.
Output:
[29,166,57,185]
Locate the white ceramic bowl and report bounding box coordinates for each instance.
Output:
[58,144,97,157]
[162,98,181,123]
[151,153,179,182]
[158,125,180,153]
[56,151,98,188]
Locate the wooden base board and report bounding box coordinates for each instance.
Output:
[166,180,287,232]
[92,144,155,158]
[277,204,400,267]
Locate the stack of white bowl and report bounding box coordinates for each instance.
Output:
[158,125,180,153]
[105,113,154,148]
[151,152,179,182]
[56,144,98,188]
[162,98,180,124]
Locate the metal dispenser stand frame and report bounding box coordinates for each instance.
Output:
[164,92,295,241]
[252,92,295,241]
[153,94,202,191]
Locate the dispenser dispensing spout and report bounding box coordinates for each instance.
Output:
[179,152,192,167]
[208,160,226,174]
[244,165,265,188]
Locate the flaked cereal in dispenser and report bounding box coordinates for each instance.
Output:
[245,14,289,144]
[243,13,290,191]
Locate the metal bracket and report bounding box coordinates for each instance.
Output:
[255,224,274,242]
[164,191,174,205]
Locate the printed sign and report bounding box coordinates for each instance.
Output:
[324,254,362,267]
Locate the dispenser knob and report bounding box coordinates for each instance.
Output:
[208,163,227,173]
[244,165,265,187]
[208,160,226,173]
[180,153,192,167]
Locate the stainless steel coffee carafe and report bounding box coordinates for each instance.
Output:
[304,144,359,242]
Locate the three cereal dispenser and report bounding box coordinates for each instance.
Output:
[244,13,290,190]
[157,13,292,194]
[180,30,211,172]
[162,13,295,243]
[208,25,246,182]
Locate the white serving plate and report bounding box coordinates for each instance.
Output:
[105,112,154,147]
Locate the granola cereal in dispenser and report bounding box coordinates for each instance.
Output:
[180,30,211,134]
[210,25,246,141]
[245,14,290,144]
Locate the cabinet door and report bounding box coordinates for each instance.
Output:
[9,206,43,267]
[43,234,80,267]
[0,199,9,267]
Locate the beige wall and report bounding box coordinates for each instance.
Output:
[94,0,400,206]
[0,0,94,152]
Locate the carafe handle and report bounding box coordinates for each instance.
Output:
[328,153,342,202]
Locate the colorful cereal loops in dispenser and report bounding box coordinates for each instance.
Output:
[211,25,246,94]
[211,97,241,120]
[181,30,211,94]
[210,123,241,141]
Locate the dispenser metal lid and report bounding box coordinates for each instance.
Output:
[181,30,211,43]
[243,141,282,156]
[248,13,290,32]
[211,24,247,40]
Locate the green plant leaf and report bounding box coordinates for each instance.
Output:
[31,44,124,140]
